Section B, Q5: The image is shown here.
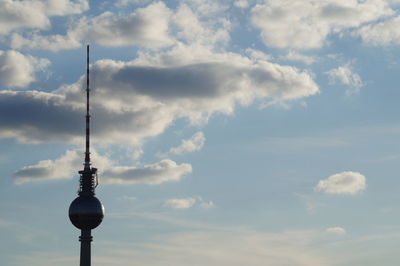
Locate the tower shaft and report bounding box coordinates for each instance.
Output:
[79,229,92,266]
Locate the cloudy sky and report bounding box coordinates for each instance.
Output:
[1,0,400,265]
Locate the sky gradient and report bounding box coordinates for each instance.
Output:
[1,0,400,265]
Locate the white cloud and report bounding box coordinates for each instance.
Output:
[11,1,232,51]
[74,2,173,48]
[12,1,173,51]
[315,171,366,195]
[14,149,80,184]
[0,0,50,34]
[326,63,363,95]
[45,0,89,16]
[164,196,215,209]
[355,16,400,46]
[172,3,230,46]
[245,48,272,61]
[326,226,346,235]
[0,50,50,88]
[0,0,88,35]
[14,149,113,184]
[168,131,205,155]
[234,0,249,9]
[14,149,191,185]
[130,148,144,160]
[115,0,152,7]
[11,33,81,52]
[164,197,197,209]
[251,0,393,49]
[180,0,228,17]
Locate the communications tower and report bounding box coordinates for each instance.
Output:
[69,45,105,266]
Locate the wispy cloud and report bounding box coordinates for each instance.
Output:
[92,229,328,266]
[326,63,364,95]
[164,196,215,209]
[280,51,316,65]
[159,131,206,157]
[164,197,196,209]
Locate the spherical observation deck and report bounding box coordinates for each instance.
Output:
[69,196,104,230]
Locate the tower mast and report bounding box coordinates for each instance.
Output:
[85,44,91,170]
[69,45,105,266]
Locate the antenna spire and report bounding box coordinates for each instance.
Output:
[84,45,91,169]
[77,45,98,196]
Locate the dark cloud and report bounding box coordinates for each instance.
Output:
[111,64,222,99]
[0,91,81,142]
[102,159,192,184]
[0,50,319,144]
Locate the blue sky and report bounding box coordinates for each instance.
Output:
[1,0,400,265]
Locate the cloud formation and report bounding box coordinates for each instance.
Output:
[102,159,192,185]
[326,63,363,95]
[172,3,230,46]
[14,150,82,184]
[355,16,400,45]
[45,0,89,16]
[0,45,319,145]
[280,51,316,65]
[0,90,81,142]
[164,196,215,209]
[0,50,50,88]
[326,226,346,235]
[11,32,81,52]
[11,1,233,51]
[14,149,191,185]
[75,1,172,48]
[12,1,173,51]
[164,197,197,209]
[251,0,393,49]
[0,0,49,34]
[315,171,366,195]
[169,131,206,155]
[0,0,88,35]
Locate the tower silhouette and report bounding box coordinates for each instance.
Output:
[69,45,104,266]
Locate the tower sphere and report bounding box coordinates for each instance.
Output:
[69,196,104,230]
